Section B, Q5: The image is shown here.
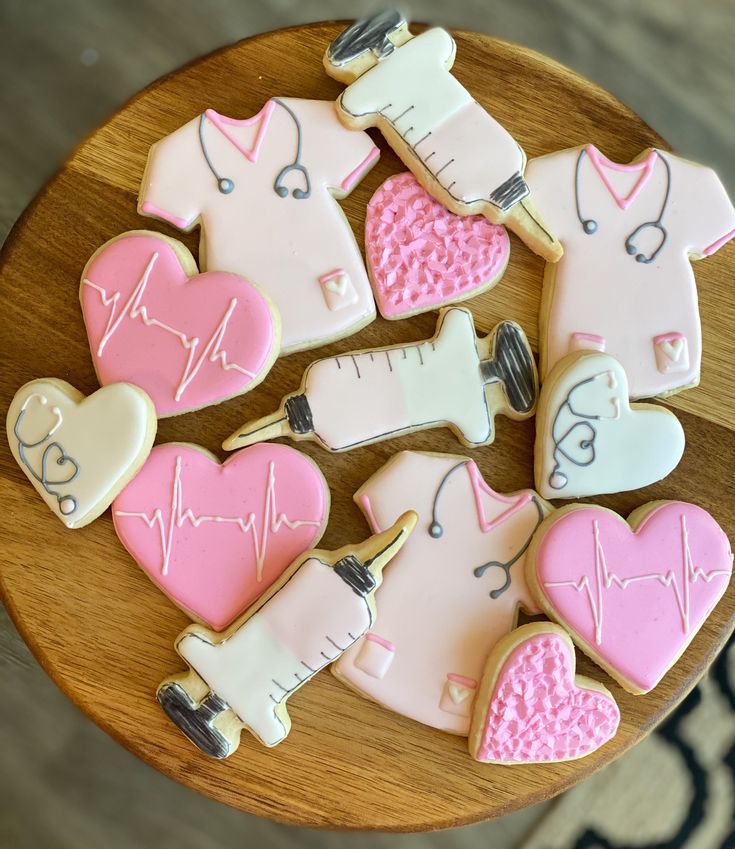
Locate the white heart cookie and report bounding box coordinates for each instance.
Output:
[535,352,685,499]
[6,378,156,528]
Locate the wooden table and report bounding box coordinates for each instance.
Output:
[1,21,733,832]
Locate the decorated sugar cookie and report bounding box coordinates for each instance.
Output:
[7,379,156,529]
[223,307,538,453]
[527,502,733,694]
[365,172,510,319]
[80,231,280,418]
[323,11,562,262]
[157,511,416,756]
[334,451,551,735]
[526,145,735,398]
[535,351,685,499]
[113,443,329,631]
[138,98,380,354]
[469,623,620,764]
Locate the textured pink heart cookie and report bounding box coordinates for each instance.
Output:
[80,231,279,417]
[470,624,619,764]
[528,502,733,694]
[113,442,329,630]
[365,173,510,319]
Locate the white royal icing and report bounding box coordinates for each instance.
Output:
[7,379,155,528]
[536,352,685,499]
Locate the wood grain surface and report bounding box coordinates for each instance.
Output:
[0,21,733,832]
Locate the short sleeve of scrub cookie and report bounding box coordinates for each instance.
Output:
[524,150,576,243]
[282,98,380,196]
[138,118,208,231]
[355,451,426,533]
[671,159,735,258]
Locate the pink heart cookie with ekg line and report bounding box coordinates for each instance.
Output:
[365,172,510,319]
[112,442,329,631]
[530,502,733,694]
[470,624,620,764]
[80,231,280,417]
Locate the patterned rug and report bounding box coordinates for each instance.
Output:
[519,635,735,849]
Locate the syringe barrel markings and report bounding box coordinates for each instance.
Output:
[289,308,491,449]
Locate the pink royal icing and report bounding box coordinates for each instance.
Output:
[585,145,658,211]
[113,443,329,631]
[535,503,733,692]
[203,103,275,163]
[365,632,395,651]
[476,631,619,763]
[81,232,277,417]
[365,173,510,318]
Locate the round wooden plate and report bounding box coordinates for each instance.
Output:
[1,22,733,833]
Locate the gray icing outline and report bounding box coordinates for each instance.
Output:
[473,497,545,598]
[13,398,80,516]
[271,98,311,199]
[427,459,546,599]
[575,147,671,263]
[197,100,311,199]
[547,370,619,491]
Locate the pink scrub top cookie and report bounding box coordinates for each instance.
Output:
[334,451,551,735]
[139,98,380,354]
[526,145,735,398]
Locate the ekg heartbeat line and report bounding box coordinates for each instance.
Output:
[115,455,322,577]
[543,515,731,644]
[83,251,256,401]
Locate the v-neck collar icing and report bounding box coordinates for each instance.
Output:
[585,145,658,211]
[204,100,276,163]
[466,461,533,533]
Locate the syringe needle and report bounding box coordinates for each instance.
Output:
[222,411,292,450]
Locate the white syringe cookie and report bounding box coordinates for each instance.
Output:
[223,306,538,453]
[7,378,156,529]
[535,351,685,499]
[157,511,416,756]
[323,10,562,263]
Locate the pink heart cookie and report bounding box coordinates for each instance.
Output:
[113,442,329,631]
[529,502,733,694]
[471,624,619,764]
[365,173,510,319]
[80,231,279,417]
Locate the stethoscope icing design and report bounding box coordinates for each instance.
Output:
[548,370,620,491]
[198,99,311,200]
[13,394,80,516]
[575,148,671,264]
[429,461,544,598]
